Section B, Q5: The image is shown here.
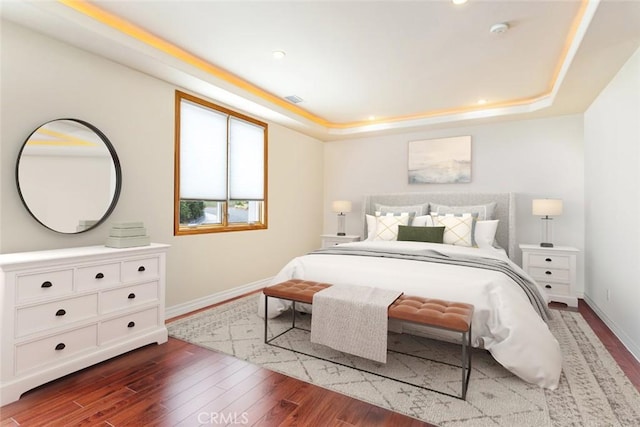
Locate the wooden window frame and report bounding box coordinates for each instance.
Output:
[174,90,268,235]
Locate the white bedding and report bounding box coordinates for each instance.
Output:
[259,240,562,389]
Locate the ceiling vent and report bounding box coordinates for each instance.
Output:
[284,95,304,104]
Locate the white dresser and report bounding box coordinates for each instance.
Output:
[520,243,579,308]
[0,243,169,405]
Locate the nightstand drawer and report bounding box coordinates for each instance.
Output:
[527,254,570,269]
[321,235,361,248]
[540,282,570,296]
[16,294,98,338]
[528,267,570,282]
[519,243,579,308]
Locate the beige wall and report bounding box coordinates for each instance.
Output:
[0,21,324,309]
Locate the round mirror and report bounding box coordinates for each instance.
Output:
[16,119,122,234]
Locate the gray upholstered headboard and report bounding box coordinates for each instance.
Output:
[363,192,516,260]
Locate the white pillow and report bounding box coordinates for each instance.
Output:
[373,213,410,241]
[475,220,499,248]
[365,214,376,240]
[412,215,434,227]
[432,214,475,247]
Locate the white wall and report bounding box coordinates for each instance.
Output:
[324,115,585,293]
[584,47,640,361]
[0,21,324,310]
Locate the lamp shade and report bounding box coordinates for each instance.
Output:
[532,199,563,216]
[332,200,352,214]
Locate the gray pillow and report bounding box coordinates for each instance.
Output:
[429,202,496,221]
[375,203,429,217]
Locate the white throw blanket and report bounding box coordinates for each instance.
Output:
[310,284,402,363]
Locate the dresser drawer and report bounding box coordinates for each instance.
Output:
[122,257,159,282]
[99,307,159,345]
[527,254,570,269]
[76,263,121,290]
[540,282,570,296]
[528,266,570,283]
[15,325,98,374]
[16,294,98,338]
[16,269,73,302]
[100,281,159,314]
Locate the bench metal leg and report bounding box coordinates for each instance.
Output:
[264,296,304,345]
[461,324,472,400]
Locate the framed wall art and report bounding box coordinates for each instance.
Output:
[408,136,471,184]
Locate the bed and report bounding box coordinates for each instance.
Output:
[259,192,562,389]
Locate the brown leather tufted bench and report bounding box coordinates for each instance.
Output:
[262,279,332,304]
[263,279,474,399]
[388,295,474,332]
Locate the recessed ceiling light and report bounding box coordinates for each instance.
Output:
[490,23,510,34]
[272,50,286,59]
[368,115,376,121]
[477,99,487,105]
[452,0,468,4]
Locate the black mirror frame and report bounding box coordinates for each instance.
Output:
[15,118,122,234]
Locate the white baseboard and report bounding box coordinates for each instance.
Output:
[165,277,272,320]
[583,295,640,363]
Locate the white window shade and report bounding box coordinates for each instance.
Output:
[229,118,265,200]
[180,100,228,200]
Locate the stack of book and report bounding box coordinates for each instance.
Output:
[105,221,150,248]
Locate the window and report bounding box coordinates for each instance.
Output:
[174,91,267,235]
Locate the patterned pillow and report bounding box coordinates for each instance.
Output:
[432,214,476,247]
[430,202,496,221]
[375,203,429,217]
[374,213,410,241]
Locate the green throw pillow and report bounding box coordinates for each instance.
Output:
[397,225,445,243]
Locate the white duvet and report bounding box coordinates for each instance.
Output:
[259,240,562,389]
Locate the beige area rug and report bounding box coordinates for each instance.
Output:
[167,294,640,426]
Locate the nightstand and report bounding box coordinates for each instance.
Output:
[520,244,579,308]
[321,234,361,248]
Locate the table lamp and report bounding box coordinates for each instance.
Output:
[332,200,352,236]
[532,199,563,247]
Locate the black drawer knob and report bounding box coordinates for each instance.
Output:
[55,343,66,351]
[128,321,136,328]
[41,281,53,288]
[545,258,552,262]
[55,309,66,316]
[95,273,104,279]
[545,271,552,275]
[138,266,146,272]
[545,284,552,289]
[128,293,136,299]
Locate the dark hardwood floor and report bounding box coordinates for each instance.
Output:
[1,299,638,426]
